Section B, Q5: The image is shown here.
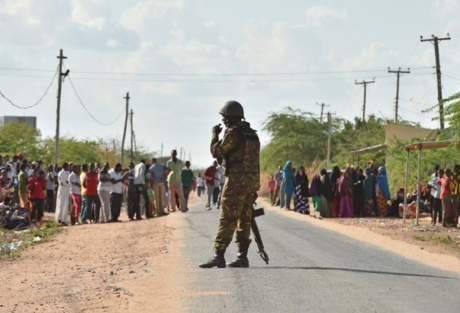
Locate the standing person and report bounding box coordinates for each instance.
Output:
[337,168,354,218]
[438,169,454,227]
[18,164,29,209]
[199,100,260,268]
[216,165,226,210]
[45,165,56,213]
[428,169,443,226]
[29,169,46,227]
[149,158,169,217]
[451,165,460,227]
[84,163,101,224]
[69,165,82,225]
[109,163,124,222]
[55,163,70,225]
[363,167,375,217]
[212,169,221,207]
[330,166,341,218]
[181,161,194,210]
[204,161,218,210]
[375,166,391,217]
[309,174,323,217]
[196,173,205,197]
[272,166,283,206]
[268,176,276,207]
[320,169,333,218]
[353,168,365,217]
[282,161,295,211]
[125,162,140,221]
[166,150,187,213]
[294,166,310,214]
[134,160,150,219]
[98,162,112,223]
[80,164,88,224]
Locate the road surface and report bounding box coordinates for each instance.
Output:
[172,196,460,313]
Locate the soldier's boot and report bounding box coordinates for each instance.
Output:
[199,248,226,268]
[227,244,249,268]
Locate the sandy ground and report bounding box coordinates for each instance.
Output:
[0,194,199,313]
[262,200,460,274]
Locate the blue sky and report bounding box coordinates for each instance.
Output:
[0,0,459,168]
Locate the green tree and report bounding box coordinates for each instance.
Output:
[0,121,44,159]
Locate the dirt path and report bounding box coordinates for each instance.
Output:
[0,193,198,313]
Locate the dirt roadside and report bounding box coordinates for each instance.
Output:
[262,200,460,274]
[0,194,199,313]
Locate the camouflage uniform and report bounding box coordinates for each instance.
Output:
[210,120,260,251]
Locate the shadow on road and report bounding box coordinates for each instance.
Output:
[249,266,457,279]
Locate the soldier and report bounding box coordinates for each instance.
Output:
[199,100,260,268]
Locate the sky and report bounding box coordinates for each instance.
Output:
[0,0,460,168]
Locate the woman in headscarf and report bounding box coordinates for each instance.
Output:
[362,167,375,217]
[337,167,354,217]
[375,166,391,217]
[294,166,310,214]
[282,160,295,210]
[330,166,341,217]
[320,169,333,218]
[309,173,323,217]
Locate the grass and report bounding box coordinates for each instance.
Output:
[412,232,454,245]
[0,220,62,260]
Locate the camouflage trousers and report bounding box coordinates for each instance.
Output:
[214,173,260,251]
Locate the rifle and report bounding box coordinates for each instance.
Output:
[251,205,269,265]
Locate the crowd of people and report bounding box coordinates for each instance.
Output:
[0,150,197,228]
[269,161,459,228]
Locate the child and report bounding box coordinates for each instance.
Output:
[268,177,276,204]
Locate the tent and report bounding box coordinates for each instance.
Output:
[403,140,459,225]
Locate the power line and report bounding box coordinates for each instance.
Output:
[0,66,434,77]
[0,65,58,109]
[66,75,125,126]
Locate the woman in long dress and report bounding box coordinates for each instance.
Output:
[375,166,391,217]
[309,174,323,217]
[320,169,333,218]
[330,166,341,218]
[294,166,310,214]
[55,163,70,225]
[282,161,295,210]
[337,168,354,218]
[362,167,375,217]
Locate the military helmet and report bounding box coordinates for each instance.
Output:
[219,100,245,118]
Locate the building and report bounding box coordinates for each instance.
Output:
[0,116,37,129]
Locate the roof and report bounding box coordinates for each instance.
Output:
[351,144,387,157]
[404,140,459,151]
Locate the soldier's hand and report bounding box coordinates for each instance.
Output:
[212,124,222,135]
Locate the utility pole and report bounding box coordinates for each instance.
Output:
[121,92,130,166]
[326,112,332,170]
[355,79,375,130]
[421,34,451,129]
[388,68,410,123]
[161,143,163,158]
[316,103,329,123]
[54,49,67,166]
[129,109,134,162]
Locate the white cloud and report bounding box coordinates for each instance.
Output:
[204,20,215,28]
[435,0,460,17]
[306,6,347,27]
[70,0,106,30]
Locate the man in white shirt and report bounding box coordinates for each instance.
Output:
[69,165,81,225]
[134,159,152,219]
[55,162,70,225]
[109,163,124,222]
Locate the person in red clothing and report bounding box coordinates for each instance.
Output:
[29,169,47,226]
[437,168,454,227]
[204,161,218,210]
[84,163,101,223]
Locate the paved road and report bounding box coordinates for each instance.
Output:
[177,196,460,313]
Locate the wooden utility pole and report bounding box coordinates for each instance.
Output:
[121,92,130,166]
[54,49,67,166]
[388,68,410,123]
[421,34,451,129]
[355,79,375,130]
[129,109,134,162]
[316,103,329,123]
[160,143,163,158]
[326,112,333,170]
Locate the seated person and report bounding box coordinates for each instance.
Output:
[390,188,405,217]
